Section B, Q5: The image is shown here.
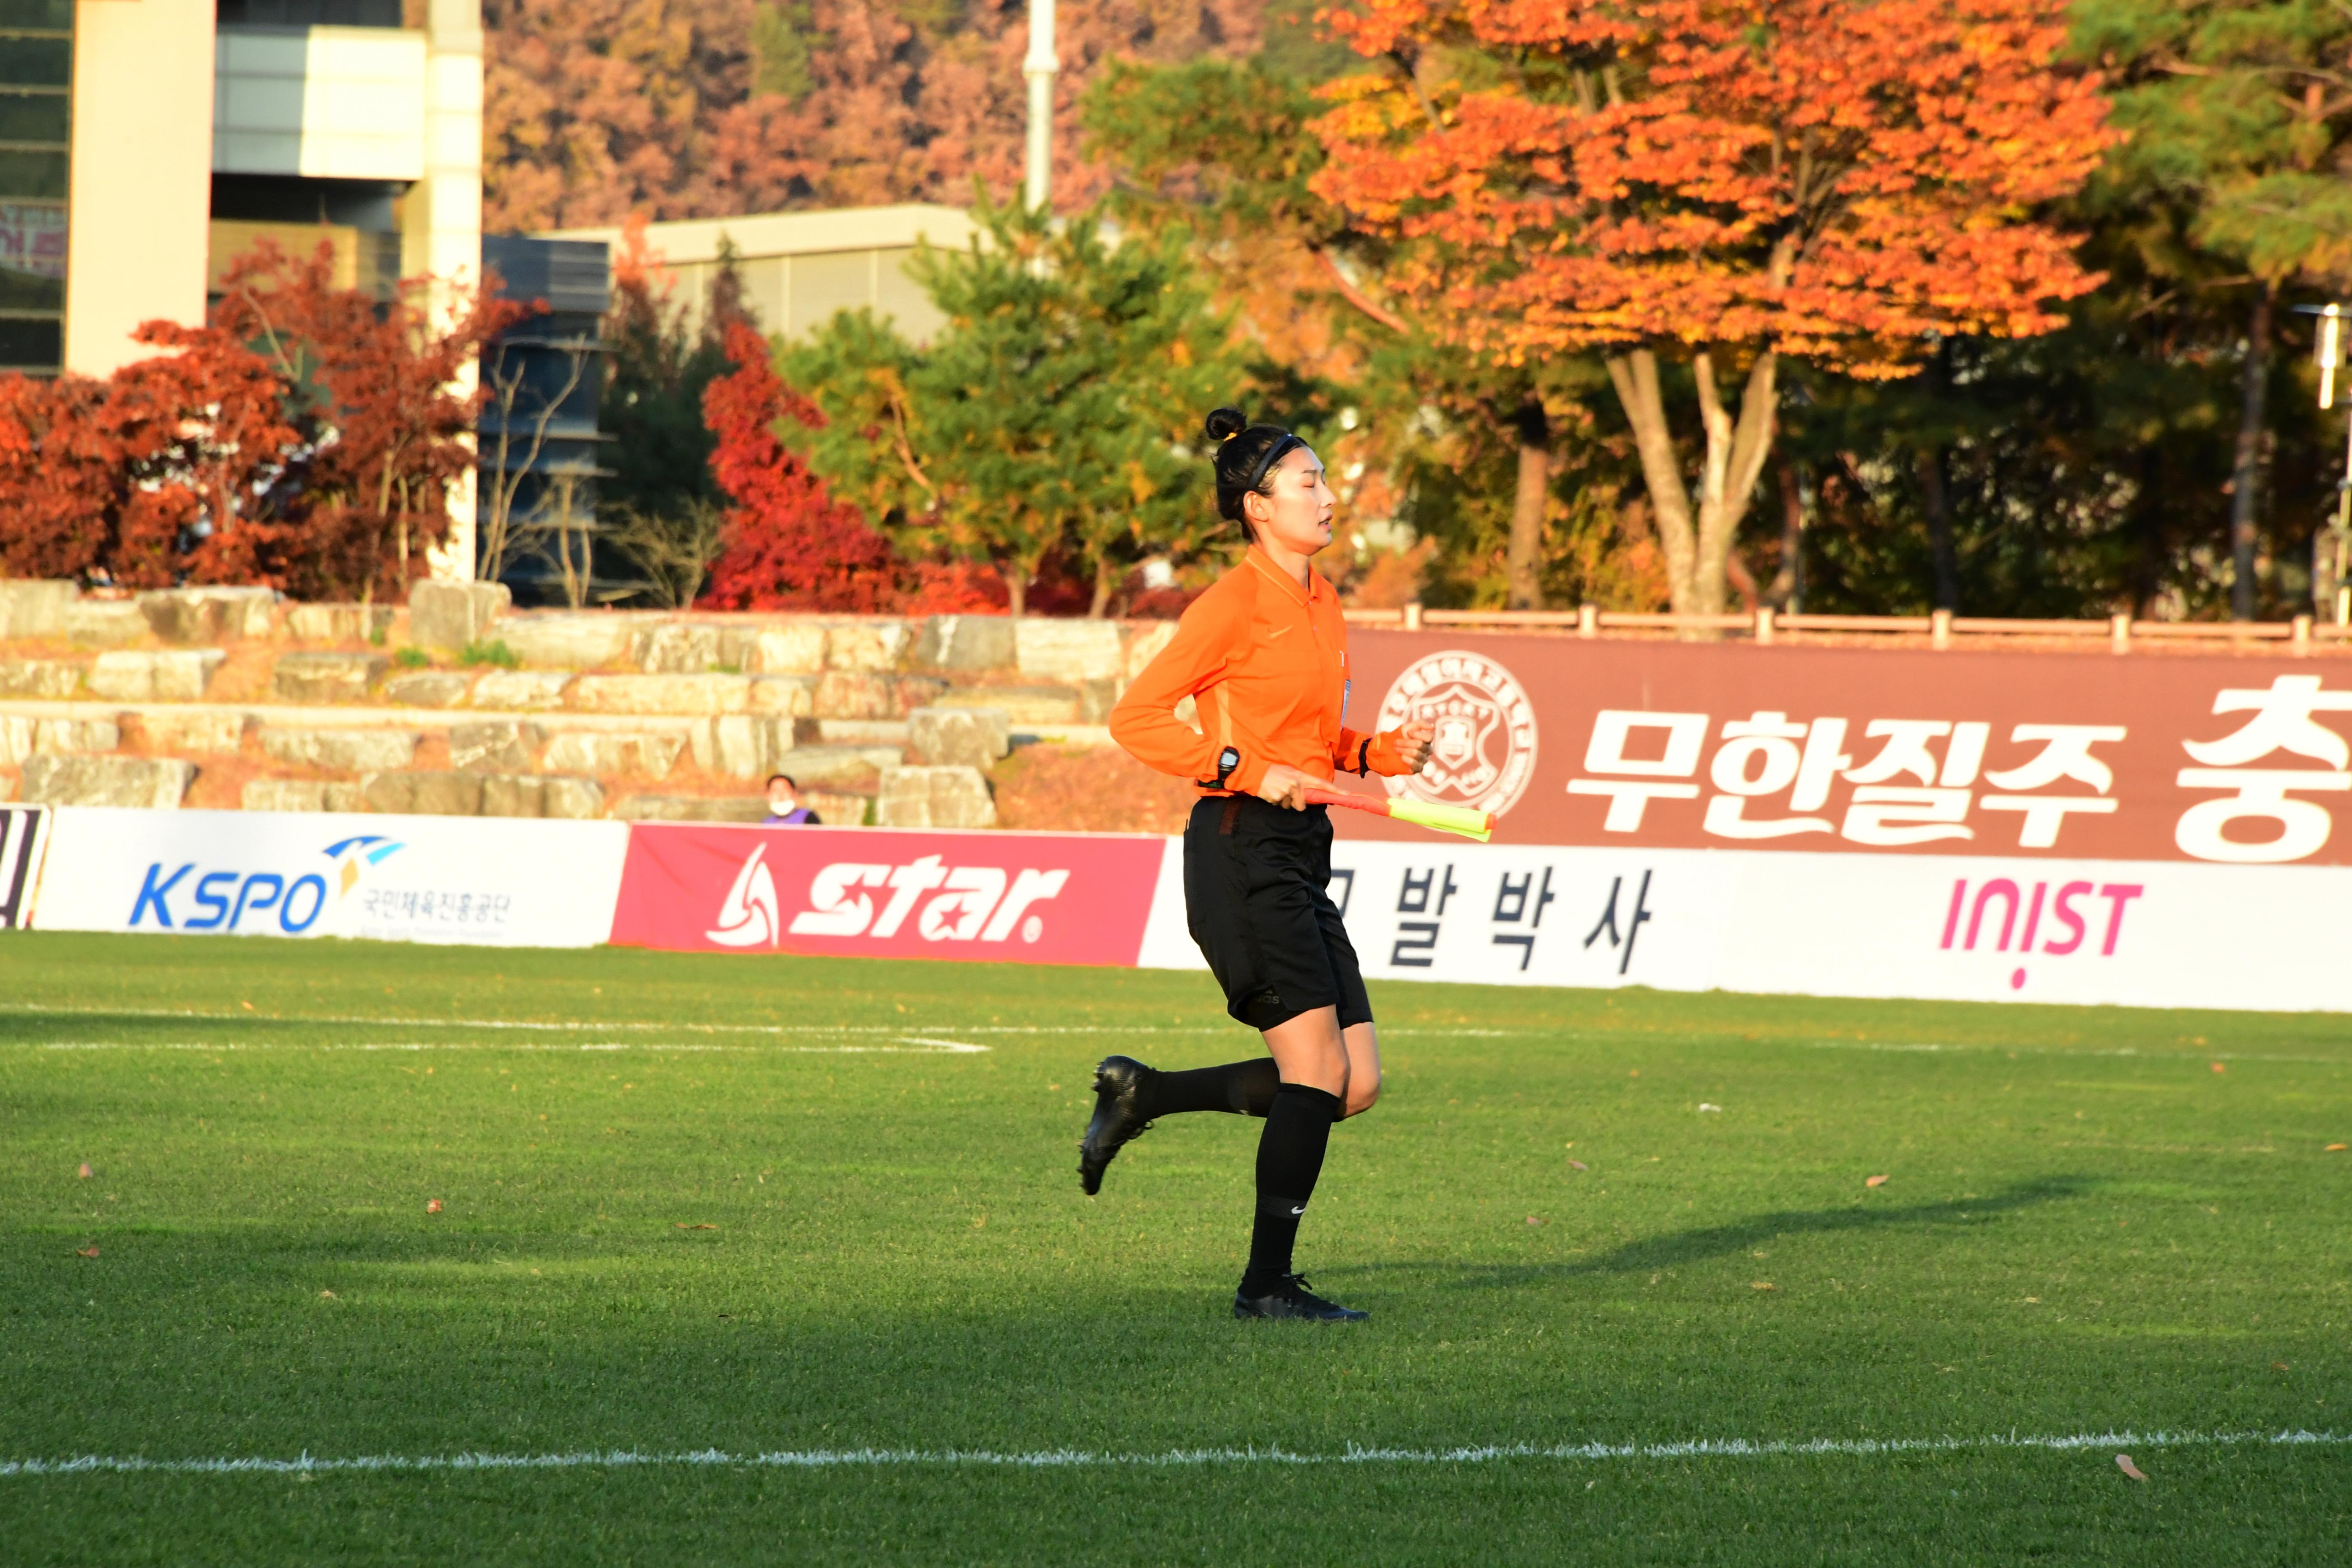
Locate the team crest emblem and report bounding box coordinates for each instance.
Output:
[1375,651,1537,816]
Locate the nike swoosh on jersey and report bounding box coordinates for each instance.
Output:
[1266,624,1294,640]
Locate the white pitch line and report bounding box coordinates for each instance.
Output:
[1802,1040,2352,1068]
[19,1038,988,1055]
[0,1004,1516,1039]
[2,1427,2343,1480]
[5,1003,2342,1063]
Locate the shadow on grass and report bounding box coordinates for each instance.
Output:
[1328,1175,2093,1290]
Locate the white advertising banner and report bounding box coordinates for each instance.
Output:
[1138,838,2352,1013]
[30,808,629,948]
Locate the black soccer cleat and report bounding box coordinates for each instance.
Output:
[1233,1274,1368,1322]
[1078,1055,1154,1195]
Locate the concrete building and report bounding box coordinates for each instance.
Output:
[542,205,982,346]
[5,0,484,564]
[11,0,481,379]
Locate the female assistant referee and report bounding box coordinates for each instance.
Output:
[1088,407,1435,1323]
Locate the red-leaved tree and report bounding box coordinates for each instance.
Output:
[697,320,1004,612]
[0,321,297,588]
[0,240,520,598]
[1312,0,2115,614]
[698,319,906,611]
[210,242,527,599]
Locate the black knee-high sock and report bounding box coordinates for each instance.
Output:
[1240,1083,1343,1296]
[1135,1058,1279,1119]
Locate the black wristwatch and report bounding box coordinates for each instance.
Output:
[1209,746,1241,789]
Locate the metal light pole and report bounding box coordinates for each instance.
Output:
[2298,302,2352,624]
[1023,0,1056,213]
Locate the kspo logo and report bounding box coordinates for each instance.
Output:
[1375,650,1538,816]
[125,835,403,934]
[706,847,1070,948]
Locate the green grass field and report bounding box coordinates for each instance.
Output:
[1,932,2347,1565]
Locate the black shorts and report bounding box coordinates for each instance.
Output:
[1184,795,1374,1033]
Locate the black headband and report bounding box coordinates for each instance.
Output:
[1240,432,1306,499]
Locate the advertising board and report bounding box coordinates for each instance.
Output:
[610,822,1168,965]
[29,808,629,947]
[1335,634,2352,870]
[0,804,47,930]
[1135,837,2352,1013]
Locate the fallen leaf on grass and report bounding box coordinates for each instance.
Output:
[76,1247,98,1258]
[1568,1160,1588,1172]
[1526,1215,1545,1226]
[675,1222,717,1230]
[2327,1143,2347,1152]
[1751,1281,1776,1291]
[425,1199,442,1213]
[2116,1455,2147,1482]
[1865,1174,1889,1187]
[319,1290,338,1300]
[2273,1361,2291,1372]
[2210,1063,2226,1074]
[1697,1103,1721,1113]
[240,1002,254,1012]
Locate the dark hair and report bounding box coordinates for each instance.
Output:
[1204,407,1305,531]
[765,773,797,791]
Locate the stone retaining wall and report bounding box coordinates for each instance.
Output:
[0,579,1155,828]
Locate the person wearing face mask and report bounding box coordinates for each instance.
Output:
[762,774,820,825]
[1090,406,1437,1323]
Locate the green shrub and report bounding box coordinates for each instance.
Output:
[392,645,431,669]
[459,640,520,669]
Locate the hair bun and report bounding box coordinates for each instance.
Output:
[1203,407,1248,444]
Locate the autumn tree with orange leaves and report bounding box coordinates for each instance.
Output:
[1312,0,2115,615]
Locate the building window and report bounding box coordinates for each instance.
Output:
[0,0,68,375]
[215,1,404,27]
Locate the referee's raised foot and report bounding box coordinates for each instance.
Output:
[1078,1055,1154,1195]
[1233,1274,1367,1322]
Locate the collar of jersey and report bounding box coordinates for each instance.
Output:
[1244,545,1322,608]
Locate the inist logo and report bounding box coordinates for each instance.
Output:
[1375,651,1538,816]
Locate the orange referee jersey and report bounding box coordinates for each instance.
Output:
[1110,545,1413,796]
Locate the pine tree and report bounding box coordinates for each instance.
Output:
[2073,0,2352,618]
[784,200,1247,616]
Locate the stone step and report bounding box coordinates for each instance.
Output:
[814,719,912,746]
[272,651,390,702]
[358,771,605,819]
[615,790,874,827]
[18,755,193,808]
[876,765,995,828]
[767,745,905,788]
[0,698,728,735]
[90,649,226,701]
[933,683,1115,725]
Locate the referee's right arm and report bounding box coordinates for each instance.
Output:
[1108,592,1263,794]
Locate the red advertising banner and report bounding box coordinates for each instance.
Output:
[610,822,1168,964]
[1330,633,2352,867]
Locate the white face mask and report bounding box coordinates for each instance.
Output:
[768,793,795,814]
